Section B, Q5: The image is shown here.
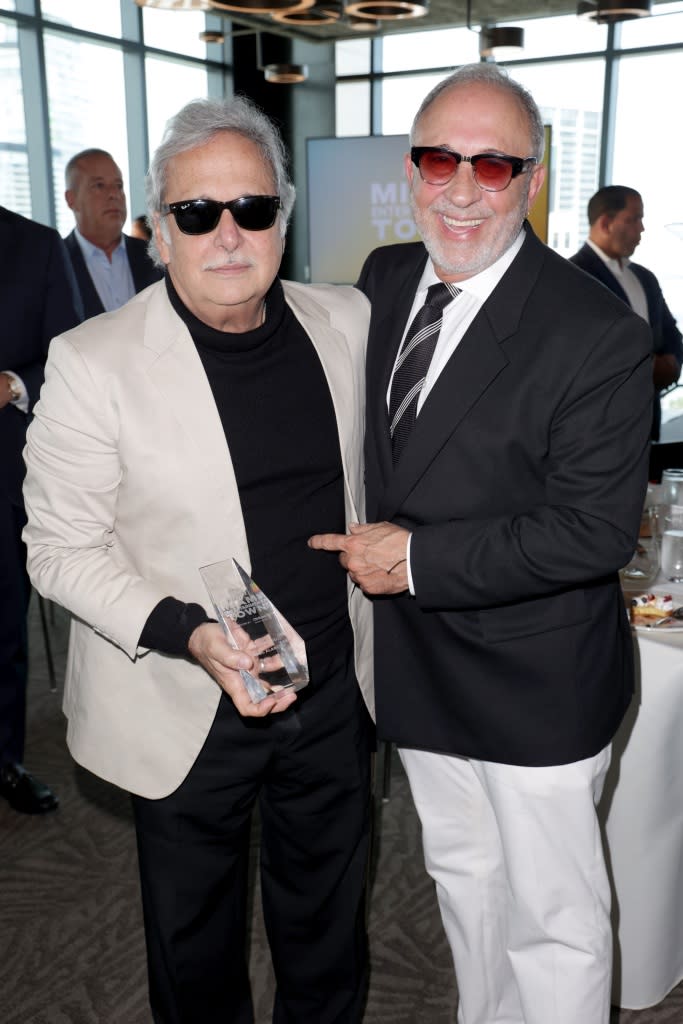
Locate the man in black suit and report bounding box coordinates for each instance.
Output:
[311,64,651,1024]
[0,206,82,813]
[64,148,162,318]
[570,185,682,440]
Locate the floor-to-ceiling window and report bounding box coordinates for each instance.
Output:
[1,0,229,230]
[0,16,28,214]
[44,32,129,234]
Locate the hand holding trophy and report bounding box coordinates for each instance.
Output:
[200,559,309,704]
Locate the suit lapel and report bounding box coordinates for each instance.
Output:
[283,282,363,524]
[367,254,427,485]
[580,245,630,306]
[66,232,105,318]
[125,236,143,292]
[141,283,251,566]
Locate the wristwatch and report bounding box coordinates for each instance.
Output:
[4,373,21,403]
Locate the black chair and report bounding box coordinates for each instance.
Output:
[648,441,683,483]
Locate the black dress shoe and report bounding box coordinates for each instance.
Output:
[0,762,59,814]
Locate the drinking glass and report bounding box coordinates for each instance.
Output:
[661,505,683,583]
[661,469,683,505]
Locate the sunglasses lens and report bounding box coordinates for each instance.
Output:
[230,196,280,231]
[472,157,513,191]
[173,201,221,235]
[418,149,459,185]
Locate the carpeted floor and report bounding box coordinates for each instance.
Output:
[1,596,682,1023]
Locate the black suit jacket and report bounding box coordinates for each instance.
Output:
[358,226,653,767]
[0,207,82,506]
[64,230,162,320]
[569,243,683,439]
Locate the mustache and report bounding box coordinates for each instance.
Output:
[203,256,254,271]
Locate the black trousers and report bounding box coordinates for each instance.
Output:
[132,647,372,1024]
[0,498,29,765]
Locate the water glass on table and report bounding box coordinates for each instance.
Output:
[661,509,683,583]
[661,468,683,505]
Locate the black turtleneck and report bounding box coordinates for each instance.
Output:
[140,275,353,680]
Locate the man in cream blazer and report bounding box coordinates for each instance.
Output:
[23,97,372,1024]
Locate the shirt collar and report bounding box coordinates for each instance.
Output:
[586,237,629,274]
[74,226,126,260]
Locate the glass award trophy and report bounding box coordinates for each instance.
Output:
[199,558,309,704]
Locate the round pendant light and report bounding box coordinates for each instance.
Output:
[344,0,428,20]
[577,1,651,22]
[271,0,342,24]
[210,0,315,14]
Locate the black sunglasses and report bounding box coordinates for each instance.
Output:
[411,147,537,192]
[163,195,281,235]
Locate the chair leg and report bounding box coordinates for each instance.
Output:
[37,594,57,693]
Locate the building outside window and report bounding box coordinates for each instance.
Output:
[0,18,28,215]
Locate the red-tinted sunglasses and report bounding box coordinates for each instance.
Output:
[411,146,537,192]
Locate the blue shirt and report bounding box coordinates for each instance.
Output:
[74,228,136,312]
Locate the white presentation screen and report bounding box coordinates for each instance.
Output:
[306,134,418,285]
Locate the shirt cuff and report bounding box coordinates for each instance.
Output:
[407,533,415,596]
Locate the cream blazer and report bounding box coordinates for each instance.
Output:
[23,279,373,798]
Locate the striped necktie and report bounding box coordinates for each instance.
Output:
[389,281,461,464]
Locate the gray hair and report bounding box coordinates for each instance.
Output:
[146,95,296,266]
[409,63,545,162]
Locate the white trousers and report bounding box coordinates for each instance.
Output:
[399,745,612,1024]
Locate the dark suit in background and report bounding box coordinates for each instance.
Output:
[570,242,682,440]
[570,184,682,444]
[0,206,82,810]
[64,230,162,319]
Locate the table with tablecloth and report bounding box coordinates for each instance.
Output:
[601,578,683,1010]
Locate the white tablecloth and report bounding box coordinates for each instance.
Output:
[601,579,683,1009]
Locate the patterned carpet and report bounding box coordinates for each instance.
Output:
[1,597,682,1023]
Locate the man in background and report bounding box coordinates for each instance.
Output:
[311,64,651,1023]
[0,205,82,813]
[130,213,152,242]
[570,185,682,440]
[64,148,161,318]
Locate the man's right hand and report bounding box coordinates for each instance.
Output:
[188,622,297,717]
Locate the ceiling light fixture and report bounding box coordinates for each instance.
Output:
[209,0,315,14]
[479,25,525,58]
[255,32,308,83]
[263,62,308,81]
[271,0,343,24]
[135,0,213,9]
[199,28,226,41]
[347,13,380,29]
[344,0,428,20]
[577,0,651,21]
[465,1,524,61]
